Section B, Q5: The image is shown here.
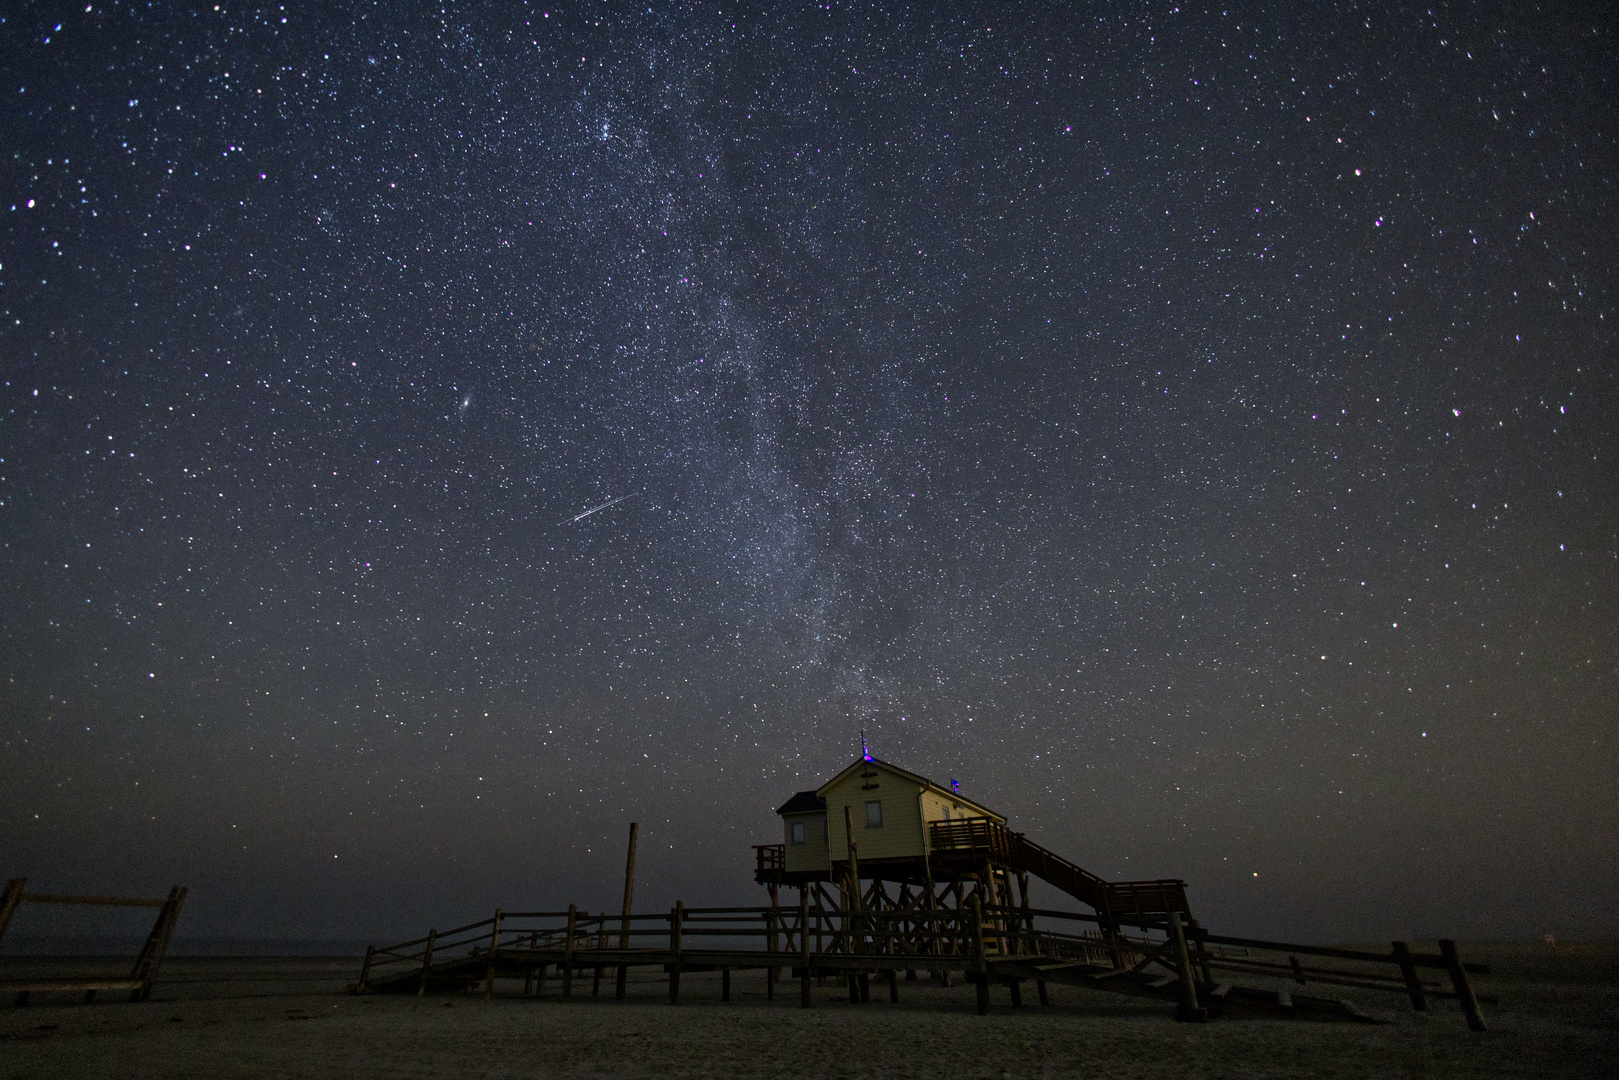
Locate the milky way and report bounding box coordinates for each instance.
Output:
[2,3,1613,945]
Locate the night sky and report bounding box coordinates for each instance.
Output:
[2,3,1614,948]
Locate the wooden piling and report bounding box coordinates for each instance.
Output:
[971,896,990,1015]
[887,968,899,1002]
[1439,939,1485,1032]
[668,901,684,1005]
[1392,941,1427,1012]
[799,890,812,1009]
[484,909,503,1000]
[616,822,638,999]
[722,967,731,1002]
[562,904,577,1000]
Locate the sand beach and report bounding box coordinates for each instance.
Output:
[0,942,1611,1079]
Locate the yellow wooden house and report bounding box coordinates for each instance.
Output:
[776,756,1005,878]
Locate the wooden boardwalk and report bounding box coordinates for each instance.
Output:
[354,898,1490,1029]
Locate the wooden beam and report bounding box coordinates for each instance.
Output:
[1439,939,1485,1032]
[1392,941,1427,1012]
[0,879,25,946]
[1169,912,1207,1022]
[416,929,437,998]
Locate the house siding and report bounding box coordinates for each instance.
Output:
[823,764,926,863]
[782,812,828,874]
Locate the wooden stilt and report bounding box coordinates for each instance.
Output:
[799,889,812,1009]
[887,968,899,1002]
[1037,979,1050,1006]
[722,967,731,1002]
[971,896,990,1015]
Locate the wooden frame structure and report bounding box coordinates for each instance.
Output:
[352,896,1489,1029]
[0,877,187,1006]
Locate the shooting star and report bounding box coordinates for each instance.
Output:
[561,492,638,525]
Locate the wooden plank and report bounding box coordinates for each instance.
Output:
[20,893,167,908]
[0,979,145,993]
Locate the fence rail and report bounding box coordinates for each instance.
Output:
[354,896,1488,1030]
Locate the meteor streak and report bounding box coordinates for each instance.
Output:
[561,492,637,524]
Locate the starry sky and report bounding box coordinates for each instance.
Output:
[2,2,1614,948]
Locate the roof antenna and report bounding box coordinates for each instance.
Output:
[861,730,872,761]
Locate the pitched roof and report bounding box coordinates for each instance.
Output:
[775,790,827,815]
[814,756,1005,822]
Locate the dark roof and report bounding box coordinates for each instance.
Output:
[776,790,827,815]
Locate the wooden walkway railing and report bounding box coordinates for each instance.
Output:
[927,819,1190,920]
[0,877,187,1006]
[354,898,1489,1029]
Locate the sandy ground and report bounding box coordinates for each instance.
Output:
[0,944,1612,1079]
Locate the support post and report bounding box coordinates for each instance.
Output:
[358,945,376,993]
[887,968,899,1002]
[617,822,638,999]
[484,908,503,1000]
[1439,939,1485,1032]
[668,901,683,1005]
[130,886,186,1002]
[417,929,437,998]
[1169,912,1207,1022]
[722,967,731,1002]
[799,889,812,1008]
[764,880,777,990]
[563,904,577,1000]
[971,895,990,1015]
[1392,941,1428,1012]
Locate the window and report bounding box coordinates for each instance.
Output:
[865,800,883,828]
[790,821,805,846]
